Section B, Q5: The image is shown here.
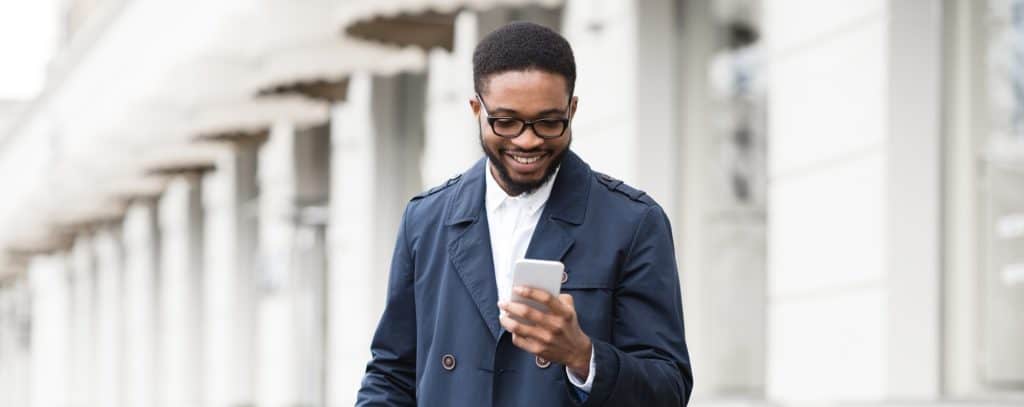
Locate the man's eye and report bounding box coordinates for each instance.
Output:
[534,120,564,132]
[493,118,521,129]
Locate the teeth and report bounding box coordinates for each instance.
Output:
[510,155,541,164]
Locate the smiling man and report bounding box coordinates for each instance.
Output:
[357,22,693,406]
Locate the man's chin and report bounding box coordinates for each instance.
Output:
[507,170,545,186]
[494,166,547,196]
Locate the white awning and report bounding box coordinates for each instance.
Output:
[250,39,426,102]
[185,98,330,137]
[337,0,564,51]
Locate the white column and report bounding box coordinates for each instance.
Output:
[158,174,205,407]
[291,125,331,407]
[94,224,125,407]
[884,0,943,398]
[422,11,485,187]
[256,121,301,407]
[29,253,72,407]
[763,0,944,402]
[943,0,989,397]
[256,122,331,407]
[0,278,30,407]
[0,284,8,405]
[563,0,679,215]
[327,72,426,406]
[123,199,161,407]
[0,282,16,407]
[676,0,719,402]
[69,233,97,406]
[203,141,260,407]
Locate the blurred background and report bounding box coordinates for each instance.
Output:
[0,0,1021,406]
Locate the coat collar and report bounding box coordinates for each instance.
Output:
[445,150,590,227]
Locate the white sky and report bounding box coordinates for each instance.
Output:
[0,0,59,100]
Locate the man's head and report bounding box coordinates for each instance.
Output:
[470,22,578,196]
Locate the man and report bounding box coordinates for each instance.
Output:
[357,22,692,406]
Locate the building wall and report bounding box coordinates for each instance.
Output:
[764,0,890,401]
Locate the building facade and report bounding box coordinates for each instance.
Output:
[0,0,1021,406]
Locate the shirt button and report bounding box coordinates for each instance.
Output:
[535,356,551,369]
[561,271,568,284]
[442,354,456,371]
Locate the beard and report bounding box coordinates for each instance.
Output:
[479,129,570,197]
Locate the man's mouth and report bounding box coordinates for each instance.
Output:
[504,151,548,169]
[509,154,542,164]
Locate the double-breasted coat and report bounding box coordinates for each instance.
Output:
[357,151,693,406]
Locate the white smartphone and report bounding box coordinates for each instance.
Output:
[510,259,564,324]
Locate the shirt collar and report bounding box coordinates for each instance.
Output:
[485,162,559,216]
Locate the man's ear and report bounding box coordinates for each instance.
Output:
[570,96,579,119]
[469,97,481,117]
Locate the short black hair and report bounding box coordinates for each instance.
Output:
[473,21,576,96]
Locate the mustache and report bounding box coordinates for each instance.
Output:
[500,147,551,153]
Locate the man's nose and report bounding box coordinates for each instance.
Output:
[512,125,544,150]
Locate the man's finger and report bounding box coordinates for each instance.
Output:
[515,286,569,315]
[511,332,545,355]
[559,293,574,308]
[501,300,554,328]
[500,314,545,340]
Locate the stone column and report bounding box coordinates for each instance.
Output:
[202,139,261,407]
[28,253,72,407]
[93,223,125,407]
[327,71,426,406]
[122,199,161,407]
[0,277,31,407]
[68,233,97,406]
[158,172,206,407]
[884,0,943,398]
[255,120,331,407]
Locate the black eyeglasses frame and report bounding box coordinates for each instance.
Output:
[475,94,573,139]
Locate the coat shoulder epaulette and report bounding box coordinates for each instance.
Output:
[594,172,651,203]
[412,173,463,201]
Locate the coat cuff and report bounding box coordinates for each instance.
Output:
[565,339,619,406]
[566,344,596,391]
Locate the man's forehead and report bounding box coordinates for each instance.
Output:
[480,70,571,113]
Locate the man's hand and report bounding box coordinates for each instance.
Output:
[498,286,592,378]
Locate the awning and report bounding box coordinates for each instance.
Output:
[251,39,425,102]
[338,0,564,51]
[139,144,223,177]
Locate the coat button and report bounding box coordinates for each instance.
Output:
[535,356,551,369]
[441,354,456,371]
[561,271,568,284]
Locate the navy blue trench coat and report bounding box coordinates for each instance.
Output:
[357,151,693,406]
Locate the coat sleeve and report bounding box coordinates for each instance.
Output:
[356,204,418,406]
[573,204,694,406]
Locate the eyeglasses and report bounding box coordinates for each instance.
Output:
[476,94,572,139]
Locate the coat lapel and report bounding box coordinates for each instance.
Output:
[525,151,590,262]
[446,159,502,340]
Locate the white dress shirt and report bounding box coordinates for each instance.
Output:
[484,163,596,392]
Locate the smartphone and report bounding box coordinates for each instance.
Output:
[509,259,564,325]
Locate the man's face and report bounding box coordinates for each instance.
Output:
[471,70,577,196]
